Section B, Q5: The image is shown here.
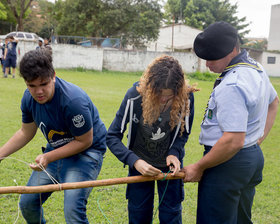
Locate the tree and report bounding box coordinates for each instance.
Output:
[52,0,101,36]
[52,0,162,48]
[164,0,250,37]
[1,0,33,31]
[98,0,162,48]
[243,38,267,51]
[24,0,55,37]
[164,0,188,23]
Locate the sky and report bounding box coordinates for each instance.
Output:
[229,0,280,38]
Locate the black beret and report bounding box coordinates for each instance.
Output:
[194,21,238,60]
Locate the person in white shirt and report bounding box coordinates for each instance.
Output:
[182,21,279,224]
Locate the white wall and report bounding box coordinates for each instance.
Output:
[17,42,103,71]
[147,24,202,51]
[16,41,280,76]
[261,52,280,77]
[52,44,103,71]
[267,4,280,51]
[17,41,207,74]
[103,50,201,73]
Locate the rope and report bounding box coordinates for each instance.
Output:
[151,170,171,223]
[0,157,30,166]
[97,196,113,224]
[38,164,62,190]
[12,179,21,224]
[0,156,62,224]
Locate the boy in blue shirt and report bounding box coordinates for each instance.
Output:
[3,35,18,78]
[0,49,107,223]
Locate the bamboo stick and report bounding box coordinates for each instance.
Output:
[0,172,185,194]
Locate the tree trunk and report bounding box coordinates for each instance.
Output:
[17,17,24,31]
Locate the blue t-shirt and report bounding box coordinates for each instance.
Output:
[6,41,17,58]
[21,77,107,157]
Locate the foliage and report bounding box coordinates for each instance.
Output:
[0,0,33,31]
[0,1,18,34]
[24,0,54,38]
[0,70,279,223]
[52,0,101,37]
[52,0,162,48]
[164,0,188,23]
[242,38,268,51]
[0,2,7,20]
[164,0,250,37]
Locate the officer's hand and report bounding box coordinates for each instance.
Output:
[181,163,204,183]
[134,159,161,176]
[166,155,180,176]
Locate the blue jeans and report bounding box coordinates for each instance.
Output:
[197,144,264,224]
[127,166,184,224]
[19,149,103,224]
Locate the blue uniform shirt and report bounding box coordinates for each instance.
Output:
[21,77,107,157]
[200,50,278,147]
[6,41,17,58]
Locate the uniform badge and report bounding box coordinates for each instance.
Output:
[208,109,213,119]
[72,114,85,128]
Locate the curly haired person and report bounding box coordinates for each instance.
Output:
[107,55,197,224]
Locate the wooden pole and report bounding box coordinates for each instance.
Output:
[0,172,185,194]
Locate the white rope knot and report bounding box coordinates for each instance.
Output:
[38,164,60,185]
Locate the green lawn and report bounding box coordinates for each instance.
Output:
[0,70,279,223]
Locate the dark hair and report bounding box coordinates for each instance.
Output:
[6,35,14,40]
[19,49,55,82]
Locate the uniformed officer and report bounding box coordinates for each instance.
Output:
[182,21,279,223]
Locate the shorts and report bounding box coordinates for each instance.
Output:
[4,56,17,68]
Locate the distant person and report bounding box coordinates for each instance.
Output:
[107,55,197,223]
[0,49,107,223]
[2,38,9,75]
[36,38,44,50]
[43,38,52,55]
[3,35,18,78]
[0,42,3,72]
[182,21,279,223]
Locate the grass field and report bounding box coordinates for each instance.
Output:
[0,70,279,223]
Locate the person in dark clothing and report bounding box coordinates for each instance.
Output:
[107,55,197,224]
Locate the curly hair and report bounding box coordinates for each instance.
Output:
[19,49,54,82]
[137,55,197,134]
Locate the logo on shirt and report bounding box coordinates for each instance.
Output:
[39,122,73,147]
[132,114,139,123]
[72,114,85,128]
[151,128,165,140]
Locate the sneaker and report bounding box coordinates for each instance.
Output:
[3,74,7,78]
[12,74,15,78]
